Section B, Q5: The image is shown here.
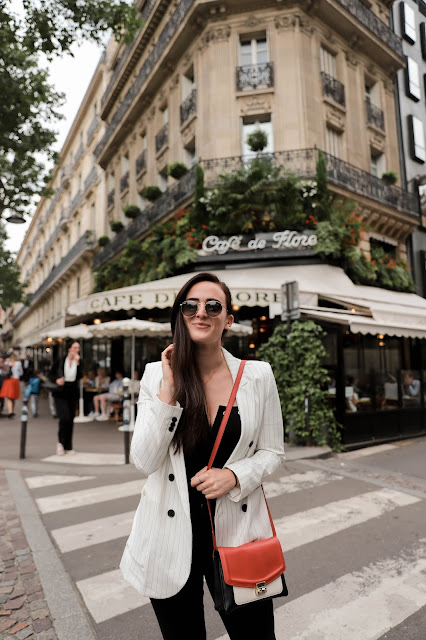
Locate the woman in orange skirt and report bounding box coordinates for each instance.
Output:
[0,354,23,417]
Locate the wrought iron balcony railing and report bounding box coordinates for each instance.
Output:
[136,149,147,175]
[155,123,169,153]
[84,166,98,193]
[236,62,274,92]
[321,72,345,107]
[86,115,99,144]
[365,98,385,131]
[107,189,115,209]
[94,167,196,268]
[30,231,95,305]
[335,0,403,56]
[120,171,130,193]
[201,149,419,217]
[180,89,196,125]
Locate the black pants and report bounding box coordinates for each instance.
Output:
[150,502,276,640]
[54,385,78,450]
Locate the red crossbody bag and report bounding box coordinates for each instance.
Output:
[206,360,288,614]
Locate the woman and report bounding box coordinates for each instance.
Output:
[120,273,284,639]
[49,341,82,455]
[0,353,23,417]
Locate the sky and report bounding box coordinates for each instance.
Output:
[5,10,103,254]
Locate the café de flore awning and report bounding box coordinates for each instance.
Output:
[66,265,426,339]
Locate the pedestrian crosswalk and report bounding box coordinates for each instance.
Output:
[24,463,426,640]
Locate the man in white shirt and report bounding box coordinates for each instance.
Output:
[93,371,124,420]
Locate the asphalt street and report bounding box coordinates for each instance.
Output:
[1,397,426,639]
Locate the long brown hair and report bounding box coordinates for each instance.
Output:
[170,272,232,454]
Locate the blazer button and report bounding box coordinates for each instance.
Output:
[242,504,247,513]
[168,425,174,432]
[171,416,177,423]
[168,474,175,481]
[248,441,253,448]
[168,509,175,517]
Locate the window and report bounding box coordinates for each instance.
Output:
[406,57,421,101]
[325,127,342,158]
[182,65,195,101]
[370,151,385,178]
[241,114,273,156]
[421,23,426,59]
[158,170,168,192]
[184,144,196,167]
[76,276,80,299]
[400,2,416,44]
[137,191,148,210]
[239,34,268,66]
[121,153,129,174]
[365,80,381,107]
[320,46,337,77]
[161,106,168,126]
[408,115,426,162]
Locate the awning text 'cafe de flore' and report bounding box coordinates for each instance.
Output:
[66,229,426,448]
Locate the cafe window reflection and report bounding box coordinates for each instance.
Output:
[401,370,421,407]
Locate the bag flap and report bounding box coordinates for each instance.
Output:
[218,536,285,588]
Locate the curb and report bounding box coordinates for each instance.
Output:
[5,470,97,640]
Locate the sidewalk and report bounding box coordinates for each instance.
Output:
[0,470,58,640]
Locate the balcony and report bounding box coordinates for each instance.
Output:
[236,62,274,92]
[84,166,98,194]
[201,148,419,218]
[120,171,130,193]
[93,167,196,268]
[335,0,402,56]
[366,98,385,131]
[155,123,169,153]
[107,189,115,209]
[180,89,196,126]
[321,72,345,107]
[86,115,99,144]
[30,231,95,306]
[136,149,147,175]
[74,144,84,167]
[70,190,82,214]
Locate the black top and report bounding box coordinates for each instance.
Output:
[49,357,82,397]
[184,405,241,521]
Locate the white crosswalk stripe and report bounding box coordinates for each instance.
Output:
[29,467,426,637]
[35,479,145,514]
[25,475,95,489]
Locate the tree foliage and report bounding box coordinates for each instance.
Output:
[0,0,141,220]
[259,321,342,450]
[0,222,28,307]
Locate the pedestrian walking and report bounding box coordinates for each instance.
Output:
[120,272,285,640]
[49,341,81,455]
[0,353,23,417]
[24,370,42,417]
[0,355,9,414]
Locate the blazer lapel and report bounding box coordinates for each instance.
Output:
[222,349,253,465]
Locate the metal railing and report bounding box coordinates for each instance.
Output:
[365,98,385,130]
[201,148,419,217]
[30,231,95,305]
[180,89,196,125]
[93,167,196,268]
[335,0,403,55]
[321,72,345,106]
[155,123,169,153]
[96,0,195,158]
[107,189,115,209]
[136,149,147,175]
[120,171,130,193]
[236,62,274,92]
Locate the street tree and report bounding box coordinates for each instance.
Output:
[0,222,28,308]
[0,0,141,221]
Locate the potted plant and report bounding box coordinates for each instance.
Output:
[246,129,268,153]
[98,235,110,247]
[168,161,189,180]
[123,204,142,219]
[141,185,162,202]
[381,170,398,186]
[110,220,124,233]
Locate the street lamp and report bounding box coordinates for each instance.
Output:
[5,213,26,224]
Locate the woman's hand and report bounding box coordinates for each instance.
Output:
[56,377,65,386]
[191,466,237,499]
[158,344,175,405]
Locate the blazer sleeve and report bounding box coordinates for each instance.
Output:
[226,362,285,501]
[130,362,183,476]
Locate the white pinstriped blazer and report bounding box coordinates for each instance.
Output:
[120,348,285,599]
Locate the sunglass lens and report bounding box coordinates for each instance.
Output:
[181,301,198,316]
[206,301,223,317]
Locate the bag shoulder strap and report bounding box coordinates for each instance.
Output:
[207,360,246,471]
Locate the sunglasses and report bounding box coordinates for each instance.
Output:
[180,300,225,318]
